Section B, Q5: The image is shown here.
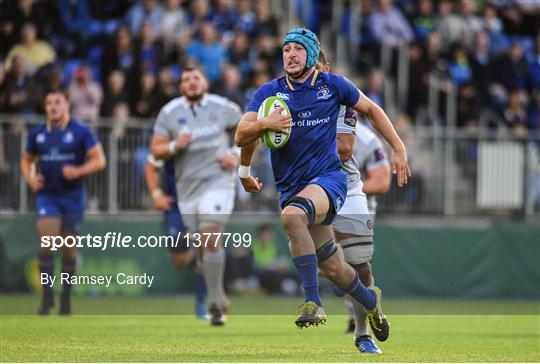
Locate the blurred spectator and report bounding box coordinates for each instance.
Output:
[134,21,164,77]
[0,55,38,113]
[412,0,437,41]
[251,225,297,294]
[253,0,279,37]
[438,0,482,51]
[54,0,92,57]
[365,70,384,107]
[407,42,431,117]
[125,0,163,35]
[111,102,130,139]
[481,2,503,35]
[213,64,244,106]
[235,0,256,36]
[495,42,531,90]
[210,0,238,35]
[448,44,472,86]
[252,34,281,76]
[102,25,136,88]
[0,0,51,46]
[469,30,495,103]
[503,88,528,129]
[369,0,414,47]
[228,31,252,77]
[435,0,453,31]
[425,32,443,68]
[352,0,378,69]
[226,244,256,293]
[457,82,480,128]
[156,67,180,107]
[189,0,213,34]
[131,72,160,118]
[496,0,540,36]
[160,0,189,46]
[187,22,227,82]
[67,66,103,122]
[4,23,56,76]
[101,70,129,117]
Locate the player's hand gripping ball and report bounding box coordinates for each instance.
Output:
[258,96,291,149]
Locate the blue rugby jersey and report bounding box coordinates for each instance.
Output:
[25,118,98,194]
[246,70,360,193]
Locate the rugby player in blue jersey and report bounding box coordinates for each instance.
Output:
[21,90,106,315]
[317,50,392,353]
[235,28,410,330]
[144,155,207,319]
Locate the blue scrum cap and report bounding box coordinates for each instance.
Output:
[281,27,321,68]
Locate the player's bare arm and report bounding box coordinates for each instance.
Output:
[62,145,106,180]
[151,133,192,160]
[238,139,262,192]
[144,159,173,211]
[352,92,411,187]
[363,163,391,195]
[337,132,355,161]
[234,109,292,147]
[20,152,43,192]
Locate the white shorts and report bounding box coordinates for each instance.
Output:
[332,185,375,264]
[178,187,235,232]
[332,185,374,237]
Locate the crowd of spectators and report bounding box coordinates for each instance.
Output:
[0,0,537,121]
[0,0,539,212]
[0,0,282,122]
[0,0,537,128]
[354,0,540,131]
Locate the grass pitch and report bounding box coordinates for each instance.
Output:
[1,295,539,362]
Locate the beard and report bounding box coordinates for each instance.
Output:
[285,61,307,80]
[185,91,204,103]
[286,68,304,79]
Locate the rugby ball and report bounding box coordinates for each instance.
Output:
[258,96,291,149]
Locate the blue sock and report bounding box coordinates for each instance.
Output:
[194,271,206,304]
[330,282,345,297]
[61,258,76,297]
[292,254,322,306]
[38,253,55,293]
[343,271,376,310]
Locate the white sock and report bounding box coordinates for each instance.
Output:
[345,297,354,319]
[354,275,374,337]
[202,250,226,306]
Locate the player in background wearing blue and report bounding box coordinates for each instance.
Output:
[317,51,392,353]
[235,28,410,330]
[144,155,208,319]
[21,89,106,315]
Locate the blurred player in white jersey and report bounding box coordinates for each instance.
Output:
[316,52,391,354]
[150,65,242,326]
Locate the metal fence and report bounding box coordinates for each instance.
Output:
[1,115,539,217]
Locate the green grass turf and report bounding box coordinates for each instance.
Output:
[1,295,539,362]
